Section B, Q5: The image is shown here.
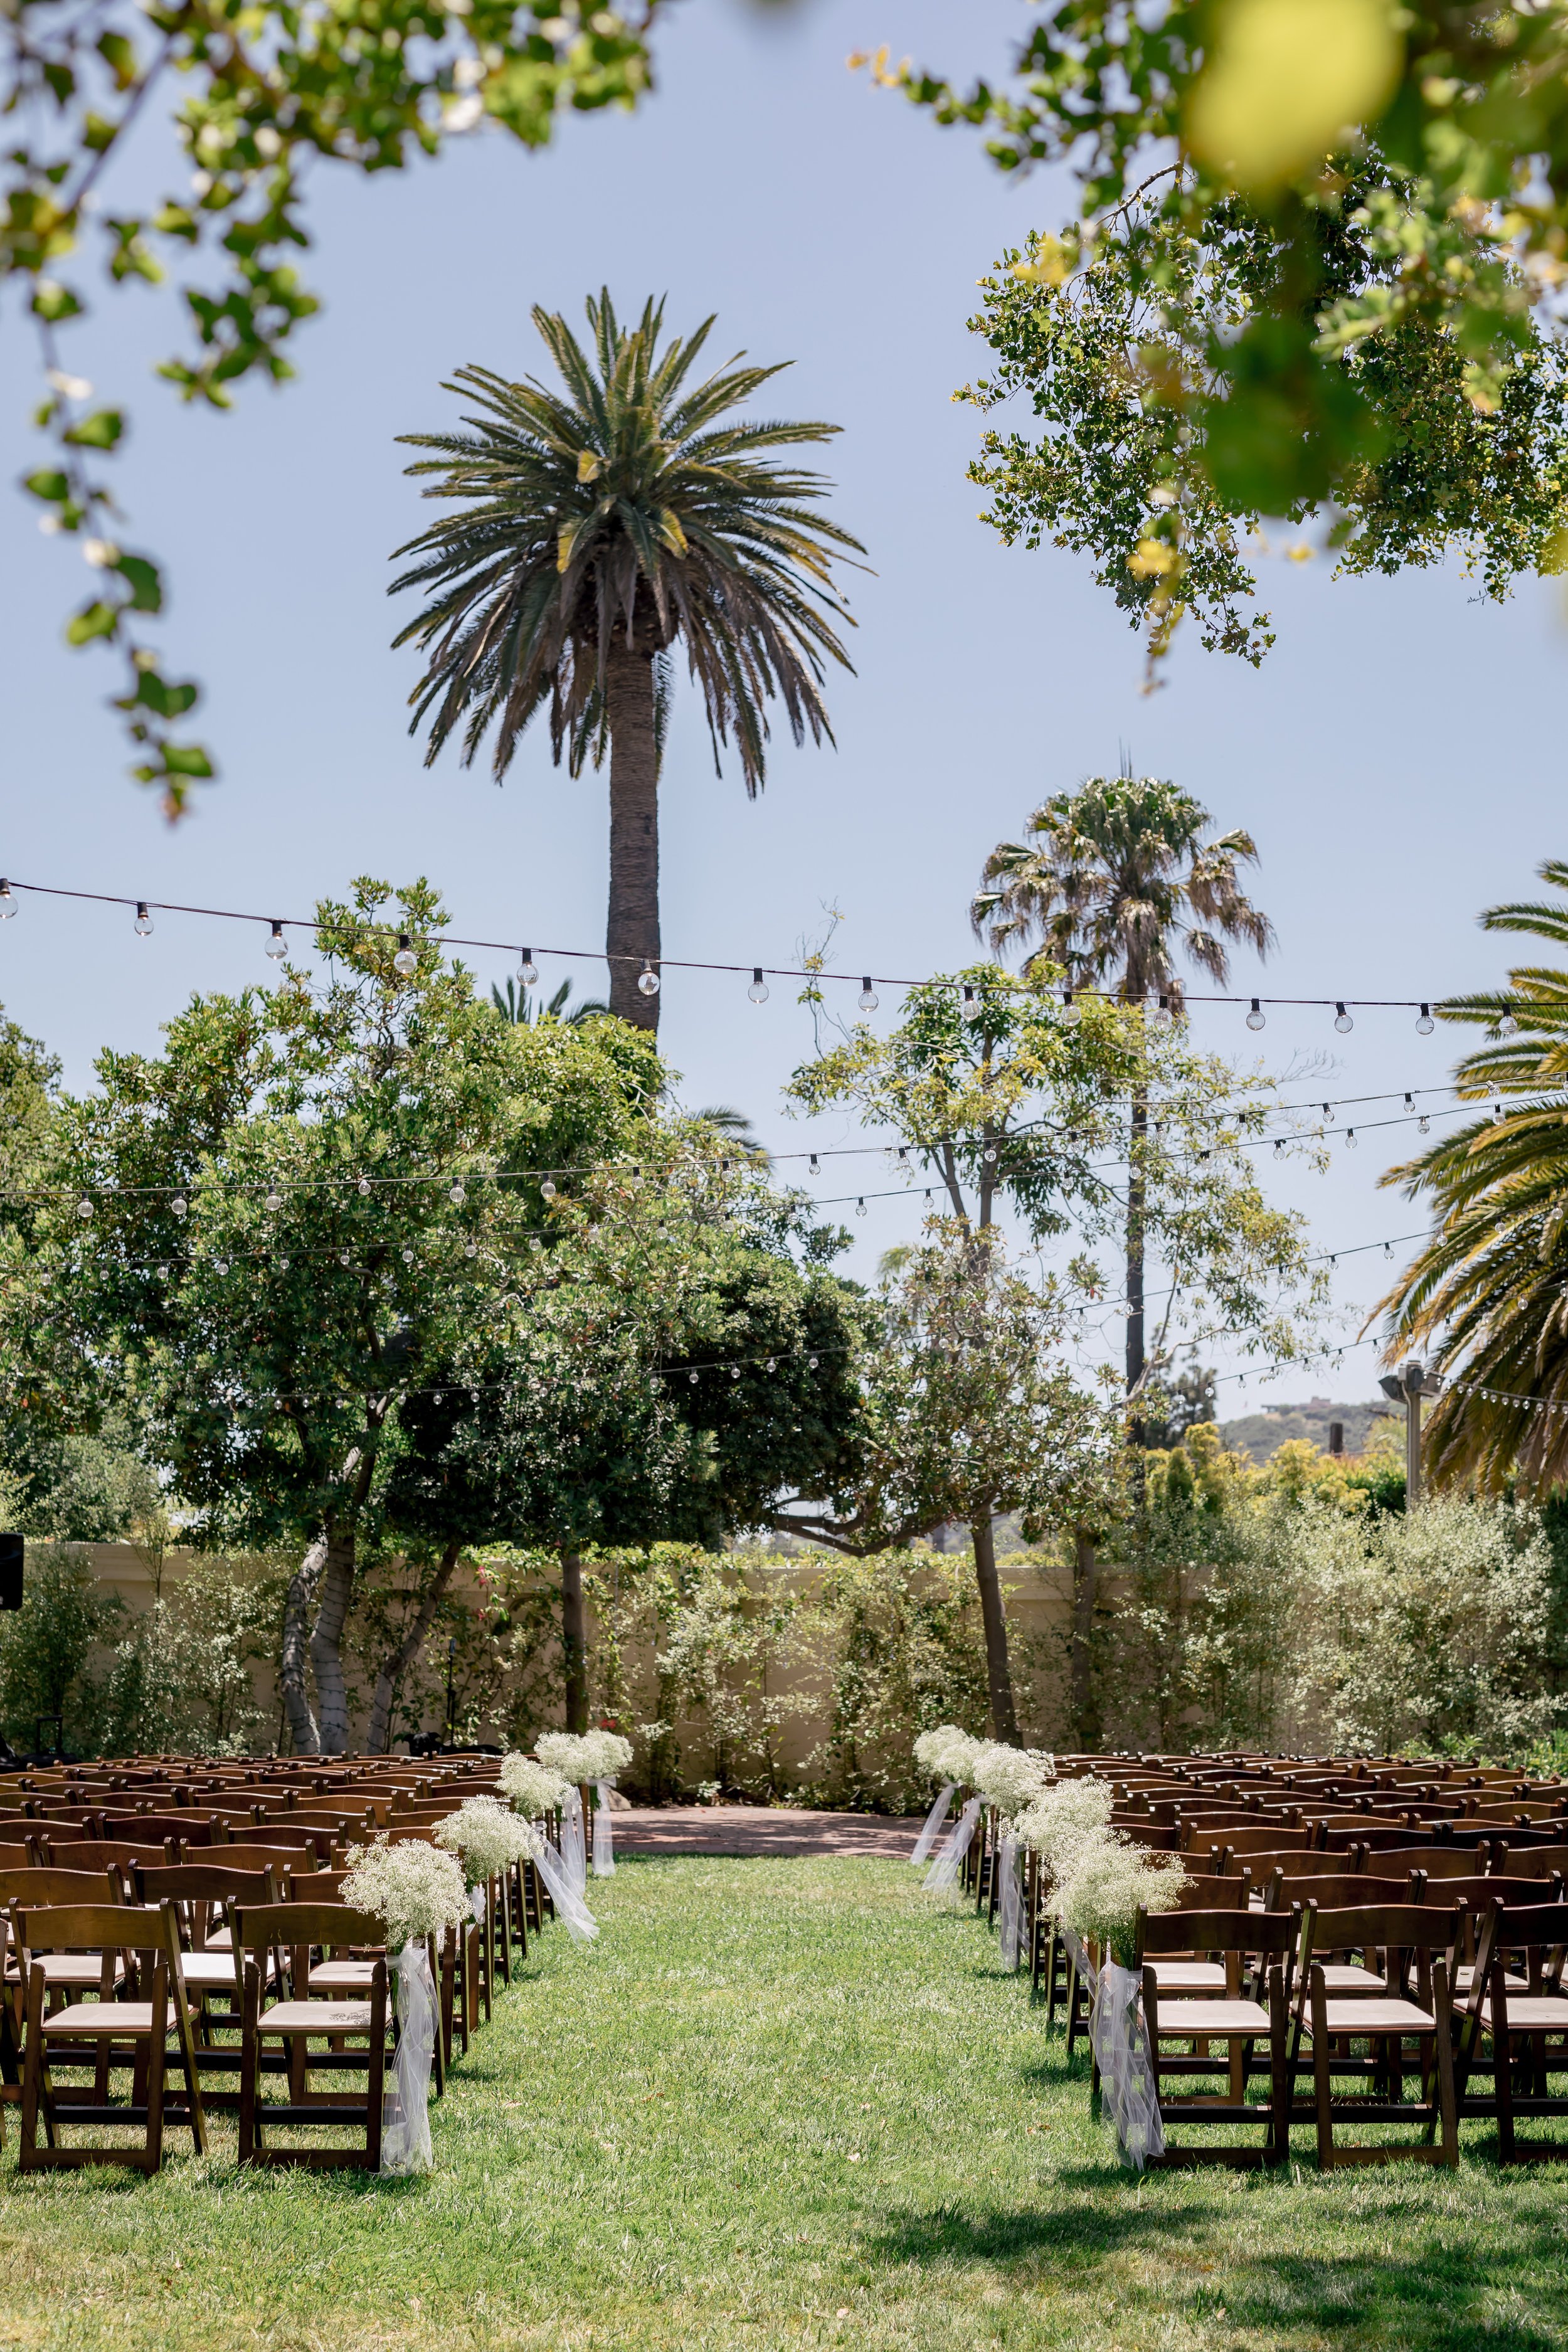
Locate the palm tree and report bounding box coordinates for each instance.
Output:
[1374,859,1568,1492]
[972,770,1274,1416]
[489,976,610,1026]
[392,293,864,1030]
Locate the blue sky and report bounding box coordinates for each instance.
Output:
[1,0,1561,1412]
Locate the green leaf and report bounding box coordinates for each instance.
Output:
[160,743,215,779]
[29,279,82,322]
[96,30,139,89]
[112,554,162,613]
[23,469,71,503]
[65,600,118,646]
[63,408,124,450]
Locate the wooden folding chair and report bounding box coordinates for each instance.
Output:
[14,1899,206,2172]
[234,1902,389,2170]
[1138,1907,1297,2166]
[1292,1902,1460,2168]
[1452,1897,1568,2158]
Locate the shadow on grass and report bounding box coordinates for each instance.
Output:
[867,2191,1568,2351]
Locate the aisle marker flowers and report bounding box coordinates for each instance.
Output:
[536,1729,634,1878]
[339,1835,470,2178]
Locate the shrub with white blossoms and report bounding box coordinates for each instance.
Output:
[536,1729,634,1784]
[1053,1833,1186,1968]
[968,1740,1054,1822]
[913,1725,982,1785]
[340,1835,470,1951]
[433,1796,541,1883]
[499,1752,571,1817]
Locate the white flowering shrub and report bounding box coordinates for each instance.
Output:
[913,1724,982,1784]
[499,1752,571,1816]
[340,1835,469,1950]
[433,1796,541,1883]
[536,1729,633,1783]
[968,1739,1053,1821]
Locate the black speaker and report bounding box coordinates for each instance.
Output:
[0,1533,21,1612]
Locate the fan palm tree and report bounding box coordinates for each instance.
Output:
[392,292,864,1031]
[489,976,610,1026]
[1374,859,1568,1492]
[971,770,1274,1415]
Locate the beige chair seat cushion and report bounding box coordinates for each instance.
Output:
[1307,1998,1434,2035]
[38,1952,127,1989]
[1454,1967,1527,1995]
[1316,1964,1387,1996]
[41,2001,177,2038]
[177,1951,248,1991]
[308,1961,376,1992]
[1148,1960,1227,1993]
[1150,1998,1271,2036]
[1476,1995,1568,2032]
[258,2000,374,2033]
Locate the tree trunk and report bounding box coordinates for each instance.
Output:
[561,1545,589,1732]
[1126,1089,1147,1439]
[308,1522,358,1754]
[1070,1530,1101,1751]
[366,1541,462,1755]
[280,1535,326,1756]
[605,641,660,1030]
[971,1512,1020,1743]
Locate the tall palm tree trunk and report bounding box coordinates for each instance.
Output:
[605,641,660,1030]
[1126,1090,1147,1441]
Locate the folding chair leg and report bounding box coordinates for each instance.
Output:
[18,1967,48,2174]
[1268,1967,1290,2167]
[366,1974,387,2174]
[238,1963,260,2165]
[1311,1974,1335,2170]
[1433,1965,1459,2170]
[143,1962,167,2176]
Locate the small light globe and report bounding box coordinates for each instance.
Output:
[357,1174,371,1197]
[402,1246,415,1264]
[1061,990,1080,1026]
[393,934,417,978]
[961,986,982,1024]
[519,949,538,986]
[134,902,153,938]
[1345,1129,1358,1150]
[748,967,770,1005]
[1246,999,1265,1032]
[77,1195,92,1219]
[449,1181,466,1206]
[855,1197,867,1218]
[265,921,287,961]
[541,1178,557,1200]
[172,1194,188,1218]
[1416,1003,1435,1036]
[265,1188,282,1213]
[0,879,15,918]
[638,961,660,997]
[857,978,878,1013]
[214,1256,229,1276]
[1333,1002,1353,1034]
[1419,1115,1430,1134]
[1499,1011,1519,1037]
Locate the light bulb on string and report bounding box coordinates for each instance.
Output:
[1061,989,1079,1026]
[0,879,14,919]
[766,1357,776,1374]
[1493,1101,1505,1124]
[857,978,878,1013]
[1345,1128,1357,1150]
[1404,1093,1414,1114]
[1384,1242,1394,1260]
[1273,1138,1284,1158]
[688,1370,698,1385]
[808,1354,818,1370]
[638,961,660,997]
[338,1249,351,1266]
[1153,992,1170,1023]
[808,1154,819,1176]
[730,1367,740,1382]
[855,1197,867,1217]
[1499,1010,1519,1037]
[357,1175,371,1197]
[402,1247,415,1264]
[961,985,980,1023]
[265,1188,282,1214]
[213,1257,228,1276]
[265,921,287,961]
[1417,1003,1434,1035]
[748,968,769,1005]
[134,902,153,938]
[1419,1115,1430,1134]
[983,1144,997,1164]
[1246,999,1265,1031]
[77,1195,92,1219]
[278,1255,290,1271]
[541,1179,556,1200]
[1333,1002,1353,1034]
[156,1263,168,1281]
[393,933,417,977]
[518,948,538,987]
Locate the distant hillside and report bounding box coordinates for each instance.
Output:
[1219,1397,1390,1466]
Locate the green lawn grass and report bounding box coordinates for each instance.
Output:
[2,1856,1565,2351]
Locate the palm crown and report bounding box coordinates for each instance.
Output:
[970,772,1273,1006]
[1377,859,1568,1491]
[391,294,862,1027]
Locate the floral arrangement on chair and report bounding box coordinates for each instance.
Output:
[913,1724,982,1785]
[341,1835,470,1952]
[534,1729,634,1784]
[499,1752,571,1817]
[433,1796,541,1886]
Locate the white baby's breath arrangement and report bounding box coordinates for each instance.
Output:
[499,1752,571,1816]
[1016,1776,1115,1879]
[433,1796,541,1883]
[913,1725,981,1784]
[536,1729,633,1783]
[968,1740,1054,1821]
[341,1835,469,1951]
[1053,1833,1186,1968]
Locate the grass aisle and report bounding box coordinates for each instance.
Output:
[2,1857,1566,2351]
